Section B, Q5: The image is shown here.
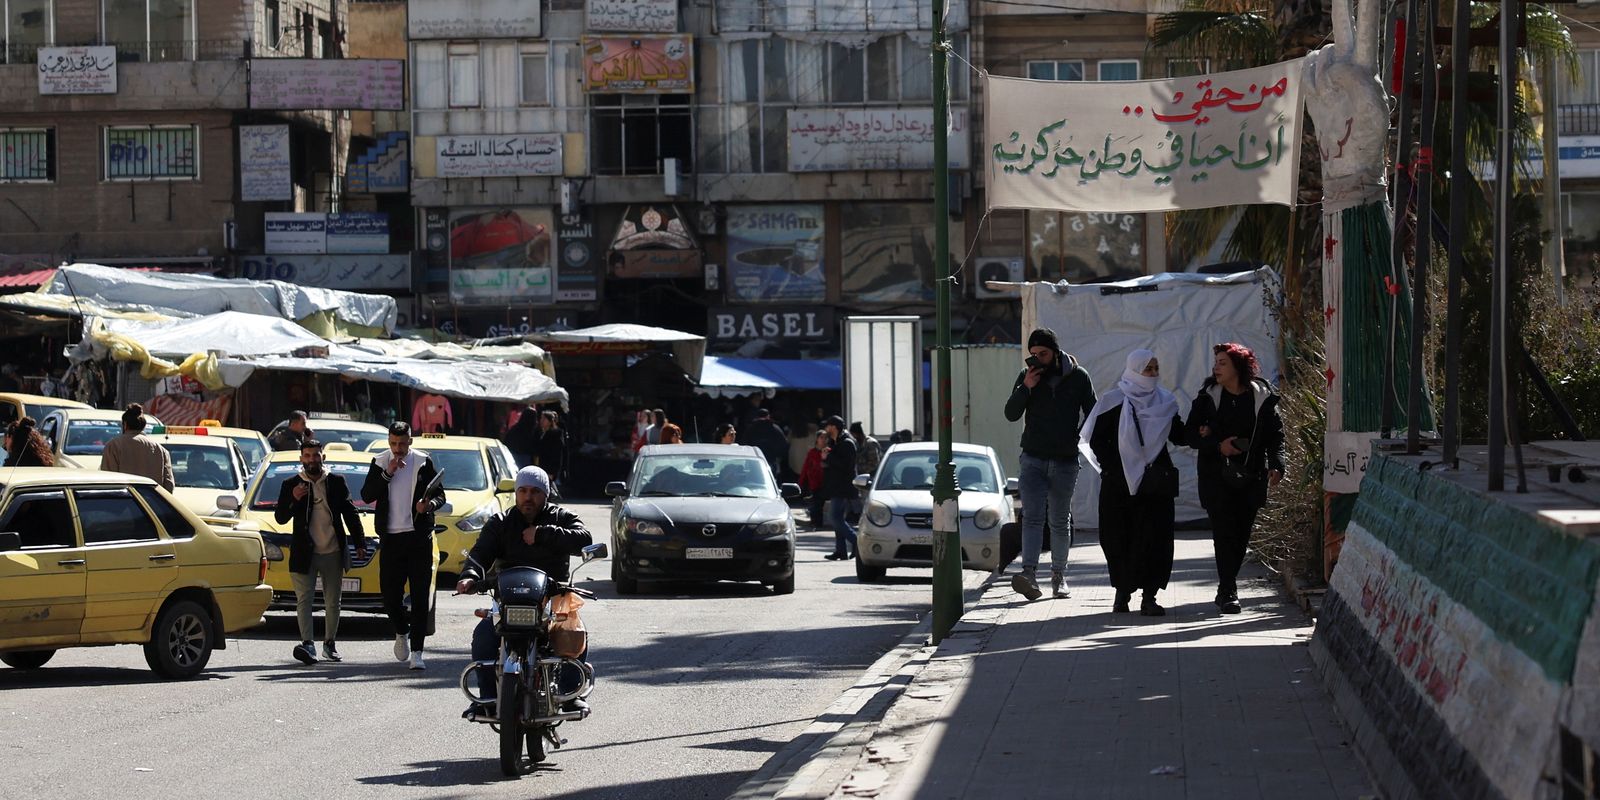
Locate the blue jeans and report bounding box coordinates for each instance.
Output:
[1019,452,1080,573]
[828,498,857,557]
[471,616,586,702]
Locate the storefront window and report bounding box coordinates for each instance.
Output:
[840,202,960,304]
[1026,211,1145,283]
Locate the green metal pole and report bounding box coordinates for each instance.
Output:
[930,0,961,644]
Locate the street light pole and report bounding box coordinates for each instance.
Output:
[930,0,962,644]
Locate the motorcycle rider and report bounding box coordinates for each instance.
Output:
[456,465,593,720]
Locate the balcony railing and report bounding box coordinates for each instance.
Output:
[1558,104,1600,136]
[3,39,248,65]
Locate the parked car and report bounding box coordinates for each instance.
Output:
[0,392,89,431]
[0,468,271,678]
[152,431,252,518]
[607,444,801,595]
[854,442,1018,582]
[36,408,165,470]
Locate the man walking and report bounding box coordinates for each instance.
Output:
[504,405,540,468]
[362,422,447,669]
[101,403,175,491]
[269,410,316,452]
[535,411,567,495]
[820,416,858,561]
[740,407,789,480]
[276,440,366,664]
[849,421,880,520]
[1003,327,1096,600]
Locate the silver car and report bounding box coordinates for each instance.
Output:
[854,442,1018,582]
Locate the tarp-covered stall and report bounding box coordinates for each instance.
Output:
[529,323,705,382]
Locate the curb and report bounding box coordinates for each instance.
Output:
[729,569,1000,800]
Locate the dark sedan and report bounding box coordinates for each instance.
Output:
[607,444,801,595]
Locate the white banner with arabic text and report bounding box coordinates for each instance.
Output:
[985,59,1304,213]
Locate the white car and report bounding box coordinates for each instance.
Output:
[854,442,1018,582]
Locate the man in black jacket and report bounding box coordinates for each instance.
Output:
[361,422,447,670]
[1003,327,1097,601]
[276,440,366,665]
[820,415,859,560]
[739,407,790,481]
[455,465,592,719]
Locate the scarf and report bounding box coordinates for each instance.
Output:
[1079,349,1180,494]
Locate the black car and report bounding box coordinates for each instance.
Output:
[607,444,801,595]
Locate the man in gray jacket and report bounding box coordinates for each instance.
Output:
[101,403,175,492]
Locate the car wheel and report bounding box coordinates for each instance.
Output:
[612,557,638,595]
[855,552,886,583]
[143,599,215,679]
[771,574,795,595]
[1,650,55,670]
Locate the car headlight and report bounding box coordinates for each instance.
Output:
[754,518,791,538]
[865,501,892,528]
[263,541,285,561]
[626,518,666,537]
[974,505,1001,530]
[455,503,497,532]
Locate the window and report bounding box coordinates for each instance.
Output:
[0,128,54,182]
[1559,50,1599,106]
[519,46,549,106]
[104,125,198,180]
[592,94,693,176]
[1098,60,1139,81]
[1026,210,1146,283]
[449,43,480,108]
[1167,58,1208,78]
[74,488,162,544]
[317,18,332,58]
[167,444,239,490]
[0,491,76,550]
[102,0,195,61]
[134,485,195,539]
[263,0,279,49]
[4,0,53,63]
[1027,60,1083,81]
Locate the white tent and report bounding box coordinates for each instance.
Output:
[529,323,705,382]
[1019,268,1282,527]
[99,311,330,358]
[219,351,569,408]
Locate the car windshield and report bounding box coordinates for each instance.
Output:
[632,455,776,498]
[229,436,268,470]
[64,420,122,455]
[423,449,489,491]
[877,452,998,493]
[249,462,375,511]
[166,444,241,489]
[317,428,386,451]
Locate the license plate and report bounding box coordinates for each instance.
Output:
[686,547,734,560]
[908,535,932,545]
[314,577,361,592]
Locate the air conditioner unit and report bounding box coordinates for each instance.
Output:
[973,257,1023,299]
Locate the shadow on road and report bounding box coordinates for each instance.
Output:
[357,760,751,800]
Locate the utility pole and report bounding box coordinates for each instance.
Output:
[930,0,962,644]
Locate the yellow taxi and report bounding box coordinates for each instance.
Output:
[397,433,519,577]
[240,445,437,630]
[37,407,165,470]
[149,431,251,519]
[0,468,271,679]
[0,392,89,430]
[190,419,270,478]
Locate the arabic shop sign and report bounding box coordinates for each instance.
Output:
[265,212,390,254]
[726,205,825,303]
[248,59,406,111]
[265,213,327,254]
[984,59,1304,214]
[410,0,540,39]
[436,134,563,178]
[37,46,117,95]
[239,254,412,291]
[788,108,969,172]
[582,35,693,93]
[449,207,556,305]
[587,0,677,32]
[240,125,292,202]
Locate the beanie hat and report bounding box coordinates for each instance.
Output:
[515,465,551,495]
[1026,327,1060,352]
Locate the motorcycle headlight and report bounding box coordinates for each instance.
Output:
[974,505,1001,530]
[500,605,540,628]
[455,503,497,532]
[865,501,892,528]
[755,518,791,538]
[263,541,285,561]
[626,518,666,537]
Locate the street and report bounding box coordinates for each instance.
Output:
[0,500,937,800]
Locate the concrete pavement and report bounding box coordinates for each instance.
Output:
[738,530,1375,799]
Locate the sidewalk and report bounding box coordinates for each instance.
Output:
[735,530,1375,799]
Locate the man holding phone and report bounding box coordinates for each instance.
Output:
[1003,327,1097,600]
[362,422,447,669]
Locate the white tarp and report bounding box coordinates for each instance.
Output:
[529,323,706,381]
[220,348,568,408]
[985,60,1304,213]
[343,338,553,376]
[1020,268,1281,527]
[99,311,330,358]
[45,263,398,333]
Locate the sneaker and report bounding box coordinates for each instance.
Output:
[1219,599,1243,615]
[292,642,317,665]
[321,642,341,662]
[408,651,426,670]
[1050,571,1069,599]
[1010,573,1042,601]
[393,634,410,662]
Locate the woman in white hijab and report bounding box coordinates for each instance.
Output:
[1080,348,1187,616]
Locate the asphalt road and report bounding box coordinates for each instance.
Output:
[0,500,941,800]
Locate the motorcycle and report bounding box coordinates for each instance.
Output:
[458,542,607,776]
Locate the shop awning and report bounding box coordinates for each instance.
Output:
[695,357,843,397]
[530,323,705,382]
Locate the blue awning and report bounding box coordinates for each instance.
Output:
[697,356,930,396]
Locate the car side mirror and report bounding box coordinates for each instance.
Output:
[1005,477,1020,496]
[216,494,240,512]
[604,481,628,498]
[0,532,19,552]
[496,478,516,494]
[780,482,801,499]
[853,475,871,490]
[582,543,608,562]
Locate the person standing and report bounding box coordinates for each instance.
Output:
[820,416,858,560]
[504,405,540,468]
[276,440,366,664]
[659,423,684,444]
[1002,327,1097,600]
[1185,343,1285,615]
[849,421,880,520]
[535,410,567,491]
[798,430,827,530]
[739,408,789,480]
[362,422,447,670]
[5,417,53,467]
[101,403,175,491]
[269,411,316,452]
[713,423,738,445]
[1083,349,1186,616]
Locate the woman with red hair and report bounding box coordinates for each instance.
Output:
[1184,343,1286,615]
[4,416,54,467]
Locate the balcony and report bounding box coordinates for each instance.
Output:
[1559,104,1600,136]
[0,40,249,112]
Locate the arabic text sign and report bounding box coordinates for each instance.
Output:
[436,134,563,178]
[582,35,693,93]
[587,0,678,32]
[326,212,390,254]
[451,267,555,300]
[249,59,405,111]
[726,205,826,302]
[265,213,328,254]
[985,60,1304,213]
[410,0,540,39]
[788,108,969,172]
[239,254,412,291]
[37,46,117,95]
[240,125,292,202]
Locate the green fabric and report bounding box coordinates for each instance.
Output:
[1340,202,1435,432]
